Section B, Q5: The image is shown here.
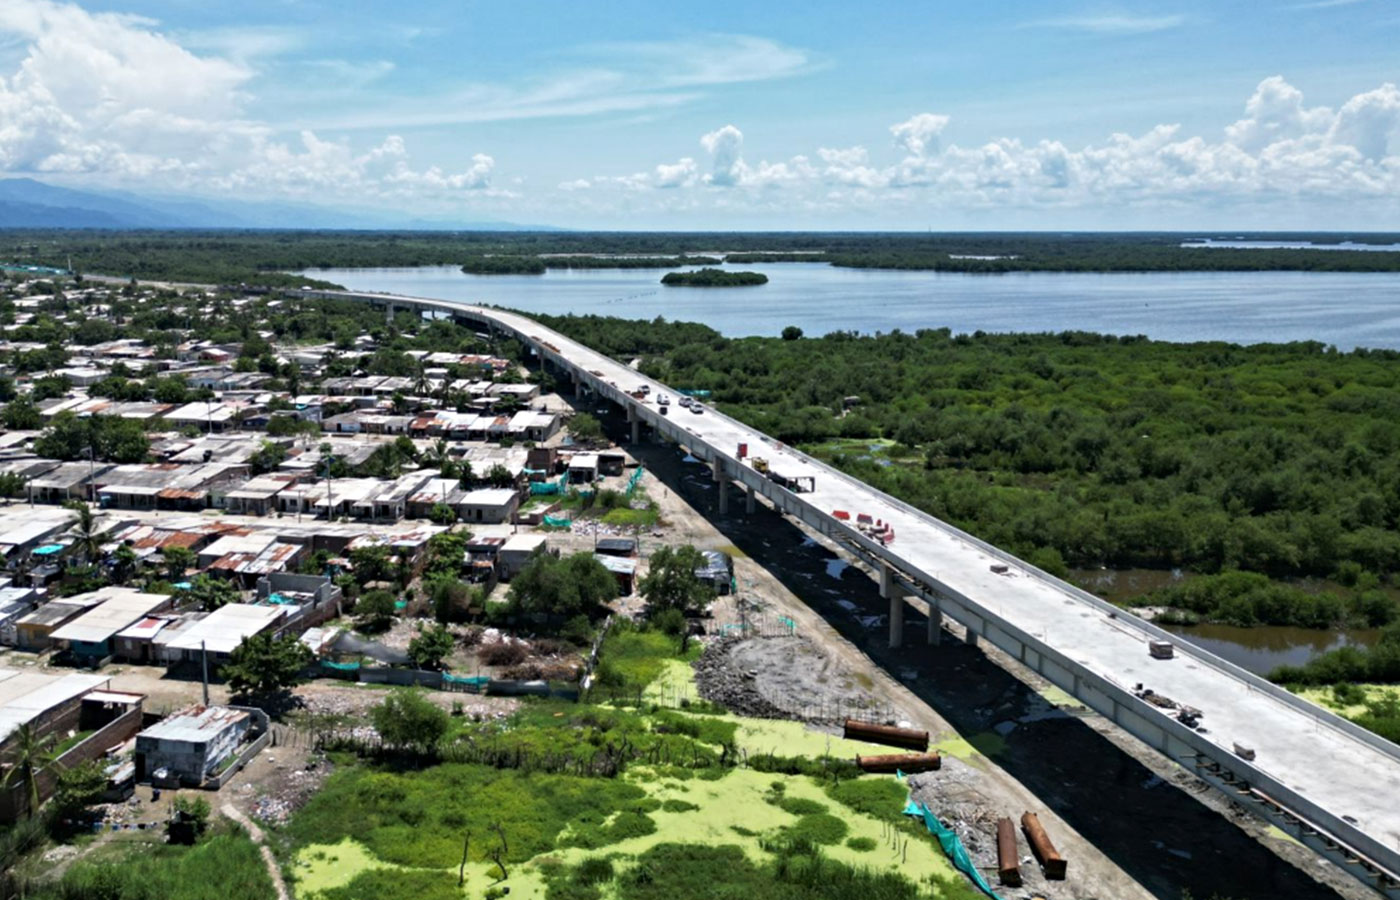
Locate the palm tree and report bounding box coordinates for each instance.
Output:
[318,442,335,519]
[1,724,56,818]
[63,500,103,563]
[413,361,431,398]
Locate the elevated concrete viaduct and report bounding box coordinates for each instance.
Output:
[311,288,1400,898]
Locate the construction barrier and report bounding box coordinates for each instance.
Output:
[531,474,567,495]
[902,796,1003,900]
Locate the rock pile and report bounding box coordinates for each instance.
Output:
[692,637,792,719]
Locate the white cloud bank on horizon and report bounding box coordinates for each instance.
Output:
[600,76,1400,219]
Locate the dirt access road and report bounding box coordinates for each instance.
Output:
[614,410,1366,900]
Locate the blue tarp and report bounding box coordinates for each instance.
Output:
[902,788,1002,899]
[32,544,63,556]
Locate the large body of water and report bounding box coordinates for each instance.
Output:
[303,263,1400,350]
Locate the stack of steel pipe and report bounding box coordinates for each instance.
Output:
[1021,811,1067,880]
[842,719,930,751]
[855,752,941,774]
[996,818,1022,886]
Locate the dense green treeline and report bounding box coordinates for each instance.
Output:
[538,314,1400,603]
[661,268,768,286]
[6,230,1400,287]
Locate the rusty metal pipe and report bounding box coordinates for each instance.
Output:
[996,817,1022,887]
[1021,811,1067,880]
[842,719,929,751]
[855,752,941,774]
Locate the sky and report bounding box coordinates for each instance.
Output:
[0,0,1398,229]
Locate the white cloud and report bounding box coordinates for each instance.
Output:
[654,157,697,188]
[579,77,1400,221]
[0,0,497,205]
[890,113,949,157]
[1029,15,1186,34]
[701,124,745,186]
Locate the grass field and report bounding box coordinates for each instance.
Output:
[33,828,274,900]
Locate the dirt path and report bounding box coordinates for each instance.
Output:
[222,804,290,900]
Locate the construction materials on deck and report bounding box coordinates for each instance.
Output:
[1149,639,1175,660]
[856,752,941,774]
[1021,811,1067,880]
[843,719,930,751]
[996,817,1022,887]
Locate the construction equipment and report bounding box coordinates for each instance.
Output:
[751,457,770,474]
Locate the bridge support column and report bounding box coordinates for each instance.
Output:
[627,405,640,444]
[744,484,756,514]
[927,597,941,645]
[889,587,904,649]
[716,467,730,515]
[963,626,979,648]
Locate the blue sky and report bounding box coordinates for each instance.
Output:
[1,0,1398,228]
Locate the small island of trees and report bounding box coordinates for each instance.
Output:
[660,268,768,287]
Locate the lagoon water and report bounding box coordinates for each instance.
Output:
[303,263,1400,350]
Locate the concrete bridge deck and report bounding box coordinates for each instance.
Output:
[318,289,1400,896]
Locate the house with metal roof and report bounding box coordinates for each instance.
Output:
[48,587,175,662]
[457,487,520,524]
[26,462,115,504]
[161,603,289,662]
[13,595,105,651]
[135,705,264,786]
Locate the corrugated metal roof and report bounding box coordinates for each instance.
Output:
[50,589,172,644]
[137,705,249,743]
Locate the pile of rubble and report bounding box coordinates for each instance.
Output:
[692,637,796,719]
[247,761,331,826]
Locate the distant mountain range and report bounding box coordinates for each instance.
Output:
[0,177,554,230]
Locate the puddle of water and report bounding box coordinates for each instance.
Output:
[825,559,849,580]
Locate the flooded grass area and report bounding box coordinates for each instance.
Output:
[286,714,968,900]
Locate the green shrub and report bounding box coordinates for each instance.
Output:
[786,813,848,845]
[845,836,877,852]
[660,799,700,813]
[777,797,828,816]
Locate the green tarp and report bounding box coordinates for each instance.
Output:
[321,660,360,671]
[542,514,572,527]
[902,792,1002,899]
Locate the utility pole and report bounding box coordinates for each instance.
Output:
[201,639,210,706]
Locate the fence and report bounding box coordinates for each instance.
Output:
[0,706,143,822]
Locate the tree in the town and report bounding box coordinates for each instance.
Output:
[408,624,455,670]
[63,500,104,562]
[568,413,605,444]
[638,544,714,614]
[349,544,393,586]
[187,574,240,611]
[223,632,314,697]
[162,545,196,582]
[0,724,55,818]
[51,759,109,819]
[355,589,398,633]
[371,689,448,753]
[509,551,617,620]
